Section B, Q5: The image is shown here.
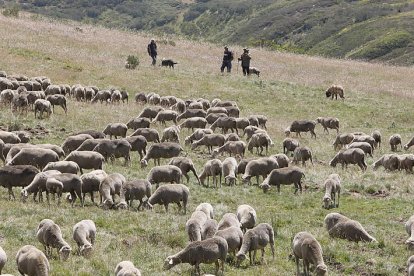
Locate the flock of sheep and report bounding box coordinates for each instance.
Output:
[0,70,414,276]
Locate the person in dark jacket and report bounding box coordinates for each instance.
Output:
[238,48,251,76]
[147,39,157,66]
[220,46,233,73]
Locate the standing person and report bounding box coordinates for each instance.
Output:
[238,48,251,76]
[220,46,234,73]
[147,39,157,66]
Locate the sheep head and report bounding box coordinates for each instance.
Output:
[322,196,332,209]
[140,159,148,168]
[259,183,271,193]
[316,264,328,275]
[20,189,29,202]
[225,175,236,186]
[59,245,71,261]
[163,256,179,270]
[142,200,153,210]
[80,244,93,258]
[325,90,332,98]
[284,128,291,137]
[329,155,338,167]
[235,252,247,267]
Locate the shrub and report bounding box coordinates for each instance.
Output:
[2,4,20,17]
[125,55,139,69]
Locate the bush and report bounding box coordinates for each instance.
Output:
[2,4,20,17]
[125,55,139,69]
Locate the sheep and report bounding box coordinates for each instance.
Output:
[242,157,279,185]
[207,106,228,115]
[389,134,402,151]
[405,136,414,151]
[125,135,147,160]
[212,140,246,158]
[199,159,223,188]
[225,133,240,142]
[247,132,273,155]
[161,125,180,143]
[179,117,208,131]
[347,141,373,157]
[408,256,414,276]
[130,128,160,143]
[271,154,290,168]
[285,120,317,138]
[84,87,95,101]
[225,106,239,118]
[184,129,213,145]
[248,115,267,129]
[172,99,186,113]
[135,92,147,104]
[73,130,105,139]
[195,203,214,219]
[201,218,218,240]
[177,108,207,121]
[324,213,376,242]
[243,126,267,141]
[325,85,344,100]
[191,134,225,153]
[140,142,183,167]
[42,161,80,174]
[36,219,71,260]
[44,173,83,207]
[333,133,355,150]
[137,106,164,120]
[235,117,250,133]
[7,148,59,170]
[329,148,367,171]
[80,169,107,203]
[405,215,414,250]
[21,170,62,203]
[75,138,106,151]
[168,156,200,184]
[126,117,150,130]
[237,204,257,232]
[210,117,237,134]
[64,151,105,174]
[110,90,122,103]
[186,211,208,241]
[93,139,131,165]
[163,236,228,275]
[205,112,228,124]
[41,78,51,90]
[0,130,21,144]
[13,130,31,143]
[371,130,381,149]
[146,165,182,188]
[16,245,50,276]
[322,174,341,209]
[292,231,328,276]
[45,84,61,95]
[398,154,414,172]
[99,173,126,209]
[218,213,241,230]
[351,134,376,149]
[45,177,64,206]
[115,261,141,276]
[0,165,39,200]
[0,89,16,106]
[73,219,96,257]
[34,99,52,119]
[259,166,305,194]
[0,245,6,274]
[215,226,243,257]
[61,134,94,154]
[102,123,128,139]
[6,144,64,162]
[316,117,339,134]
[148,93,160,105]
[151,110,178,125]
[117,179,152,210]
[221,157,238,186]
[188,101,203,110]
[292,146,313,166]
[46,94,67,114]
[91,90,111,103]
[236,223,275,266]
[372,154,399,171]
[144,184,189,214]
[27,91,45,109]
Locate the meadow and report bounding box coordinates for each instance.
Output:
[0,13,414,275]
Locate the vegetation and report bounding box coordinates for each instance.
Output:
[0,13,414,275]
[125,55,140,70]
[1,3,19,17]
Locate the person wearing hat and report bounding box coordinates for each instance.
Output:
[220,46,234,73]
[238,48,251,76]
[147,38,157,66]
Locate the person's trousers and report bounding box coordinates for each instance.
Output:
[242,66,250,76]
[221,61,232,73]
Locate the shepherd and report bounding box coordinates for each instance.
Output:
[220,46,234,73]
[147,38,157,66]
[238,48,251,76]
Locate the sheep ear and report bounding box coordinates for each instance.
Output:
[169,259,174,265]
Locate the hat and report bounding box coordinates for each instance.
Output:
[151,38,155,42]
[224,45,228,49]
[243,48,249,52]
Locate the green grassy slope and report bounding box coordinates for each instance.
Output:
[0,14,414,275]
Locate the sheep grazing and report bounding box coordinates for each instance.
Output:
[16,245,50,276]
[75,139,106,151]
[271,154,290,168]
[222,157,238,186]
[118,179,152,210]
[135,92,147,104]
[324,213,377,242]
[259,166,305,194]
[61,134,94,154]
[347,141,373,158]
[191,134,225,153]
[195,203,214,219]
[371,130,382,149]
[102,123,128,139]
[322,174,341,209]
[168,157,200,184]
[333,133,354,150]
[146,165,182,188]
[73,219,96,257]
[205,113,228,125]
[80,169,107,203]
[125,135,147,160]
[236,223,275,266]
[91,90,110,103]
[7,148,59,170]
[243,126,266,141]
[144,184,189,214]
[126,117,151,130]
[218,213,241,230]
[316,117,339,134]
[42,161,80,174]
[237,204,257,232]
[0,130,21,144]
[202,218,218,240]
[186,211,208,241]
[404,136,414,151]
[398,154,414,172]
[73,130,105,139]
[21,170,62,203]
[6,144,64,162]
[199,159,223,188]
[325,84,344,100]
[285,120,317,138]
[329,148,367,171]
[0,245,6,274]
[352,134,376,149]
[93,139,131,165]
[141,142,183,167]
[0,165,39,200]
[176,108,207,121]
[237,158,256,175]
[46,94,67,114]
[225,133,240,142]
[292,146,313,166]
[184,128,213,145]
[179,117,208,132]
[372,154,399,171]
[210,117,237,134]
[34,99,52,119]
[161,125,180,143]
[45,173,84,207]
[163,236,228,275]
[130,128,160,143]
[215,226,243,257]
[292,231,328,276]
[99,173,126,209]
[242,157,279,185]
[64,151,104,174]
[408,256,414,276]
[247,132,273,155]
[115,261,141,276]
[36,219,72,260]
[138,106,164,120]
[389,134,402,151]
[212,140,246,158]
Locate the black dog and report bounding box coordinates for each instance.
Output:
[161,59,178,69]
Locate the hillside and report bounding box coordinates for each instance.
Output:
[0,13,414,276]
[2,0,414,65]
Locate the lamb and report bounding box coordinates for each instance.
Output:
[64,151,105,174]
[237,204,257,232]
[115,261,141,276]
[325,85,344,100]
[389,134,402,151]
[161,125,180,143]
[42,161,80,174]
[137,106,164,119]
[126,117,150,130]
[404,136,414,151]
[333,133,355,150]
[21,170,62,202]
[36,219,71,260]
[80,169,107,203]
[102,123,128,139]
[322,174,341,209]
[351,135,376,149]
[16,245,50,276]
[292,146,313,166]
[408,256,414,276]
[242,157,279,185]
[195,203,214,219]
[34,99,52,119]
[0,245,6,274]
[259,166,305,194]
[146,165,182,188]
[218,213,241,230]
[221,157,238,186]
[191,134,225,153]
[236,223,275,266]
[371,130,382,148]
[372,154,399,171]
[163,236,228,275]
[130,128,160,143]
[285,120,317,138]
[168,157,200,184]
[329,148,367,171]
[212,140,246,158]
[205,113,228,124]
[325,213,376,242]
[140,142,183,167]
[179,117,208,131]
[99,173,126,209]
[210,117,237,134]
[118,179,152,210]
[292,231,328,276]
[247,132,273,155]
[215,226,243,257]
[184,128,213,145]
[7,148,59,170]
[151,110,178,125]
[46,94,67,114]
[61,134,94,154]
[125,135,147,160]
[44,173,83,207]
[144,184,189,214]
[72,219,96,257]
[0,165,39,200]
[93,139,131,165]
[271,154,290,168]
[177,108,207,121]
[199,159,223,188]
[0,130,21,144]
[186,211,208,241]
[347,141,373,157]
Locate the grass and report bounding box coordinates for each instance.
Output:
[0,12,414,275]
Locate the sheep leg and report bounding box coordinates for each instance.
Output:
[252,250,257,264]
[215,260,219,275]
[8,187,15,200]
[295,256,301,276]
[46,191,51,207]
[249,251,253,265]
[260,248,265,264]
[336,192,340,207]
[303,259,309,276]
[164,203,169,212]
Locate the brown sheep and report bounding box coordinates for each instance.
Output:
[285,120,316,138]
[325,85,344,100]
[316,117,339,134]
[329,148,367,171]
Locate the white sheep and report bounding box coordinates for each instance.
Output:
[237,204,257,232]
[0,245,6,274]
[115,260,141,276]
[324,213,377,242]
[408,255,414,276]
[199,159,222,188]
[186,211,208,242]
[222,157,238,186]
[215,226,243,257]
[292,231,327,276]
[36,219,71,260]
[16,245,50,276]
[195,203,214,219]
[73,219,96,257]
[322,174,341,209]
[405,215,414,249]
[218,213,241,230]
